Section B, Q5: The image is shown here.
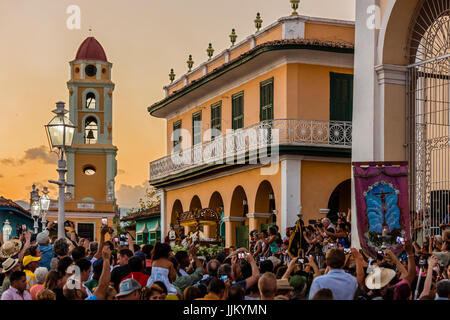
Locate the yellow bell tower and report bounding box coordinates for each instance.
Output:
[48,37,118,241]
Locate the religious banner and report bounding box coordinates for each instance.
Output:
[353,162,411,257]
[288,219,303,258]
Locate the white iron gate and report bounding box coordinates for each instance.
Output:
[408,55,450,242]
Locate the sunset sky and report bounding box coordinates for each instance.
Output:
[0,0,355,209]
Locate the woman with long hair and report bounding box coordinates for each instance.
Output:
[145,242,178,295]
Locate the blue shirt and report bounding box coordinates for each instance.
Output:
[308,269,358,300]
[442,213,450,224]
[37,244,54,271]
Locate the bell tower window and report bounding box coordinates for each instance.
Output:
[84,116,98,144]
[86,92,97,110]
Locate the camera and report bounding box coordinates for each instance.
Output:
[396,236,405,245]
[221,275,228,281]
[297,259,304,264]
[64,220,74,227]
[419,258,427,267]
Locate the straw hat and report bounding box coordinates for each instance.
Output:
[365,267,396,290]
[276,278,294,291]
[1,257,19,273]
[0,239,22,259]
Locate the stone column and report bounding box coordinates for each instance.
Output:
[158,189,166,243]
[281,158,301,239]
[246,213,272,232]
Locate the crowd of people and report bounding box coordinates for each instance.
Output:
[0,213,448,301]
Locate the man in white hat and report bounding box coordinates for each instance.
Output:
[0,258,21,298]
[364,266,397,300]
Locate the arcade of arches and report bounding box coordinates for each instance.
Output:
[166,162,351,247]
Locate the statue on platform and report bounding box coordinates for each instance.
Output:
[168,225,177,247]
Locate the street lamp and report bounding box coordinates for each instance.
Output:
[45,101,76,239]
[40,187,51,230]
[2,220,12,243]
[30,200,41,233]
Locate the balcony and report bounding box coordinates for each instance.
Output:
[150,119,352,183]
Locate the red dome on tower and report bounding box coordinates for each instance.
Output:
[75,37,108,62]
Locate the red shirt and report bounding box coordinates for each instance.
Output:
[119,272,149,290]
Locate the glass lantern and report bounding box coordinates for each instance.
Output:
[2,220,12,243]
[45,102,76,149]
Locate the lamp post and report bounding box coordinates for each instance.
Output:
[40,187,51,230]
[30,200,41,233]
[2,220,12,243]
[45,101,76,239]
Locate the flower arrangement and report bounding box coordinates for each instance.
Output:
[171,244,224,259]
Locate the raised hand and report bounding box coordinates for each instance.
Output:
[102,245,111,260]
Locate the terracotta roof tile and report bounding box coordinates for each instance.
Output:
[121,204,161,222]
[0,196,31,216]
[149,38,354,113]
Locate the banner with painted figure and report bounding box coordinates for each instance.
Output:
[353,162,411,258]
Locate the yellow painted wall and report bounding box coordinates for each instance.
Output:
[188,68,204,84]
[304,23,355,43]
[301,161,351,222]
[166,164,281,246]
[100,65,110,81]
[77,87,104,111]
[74,153,107,201]
[46,216,114,242]
[229,42,251,61]
[65,201,115,213]
[166,64,288,153]
[168,80,186,95]
[208,55,226,73]
[73,63,82,80]
[256,25,282,45]
[287,64,353,120]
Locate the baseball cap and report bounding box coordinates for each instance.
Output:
[116,278,142,298]
[23,255,41,267]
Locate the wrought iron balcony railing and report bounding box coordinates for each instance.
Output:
[150,119,352,181]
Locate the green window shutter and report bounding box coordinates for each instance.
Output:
[173,120,182,152]
[260,78,274,121]
[235,225,249,249]
[211,101,222,139]
[330,73,353,122]
[232,92,244,130]
[192,111,202,145]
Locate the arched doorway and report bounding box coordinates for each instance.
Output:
[406,0,450,240]
[186,196,202,235]
[254,180,276,232]
[189,195,202,212]
[208,192,224,242]
[171,200,183,238]
[230,186,248,248]
[171,200,183,225]
[327,179,351,224]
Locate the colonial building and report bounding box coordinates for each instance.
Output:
[46,37,118,241]
[120,205,161,246]
[148,5,355,247]
[352,0,450,245]
[0,197,34,240]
